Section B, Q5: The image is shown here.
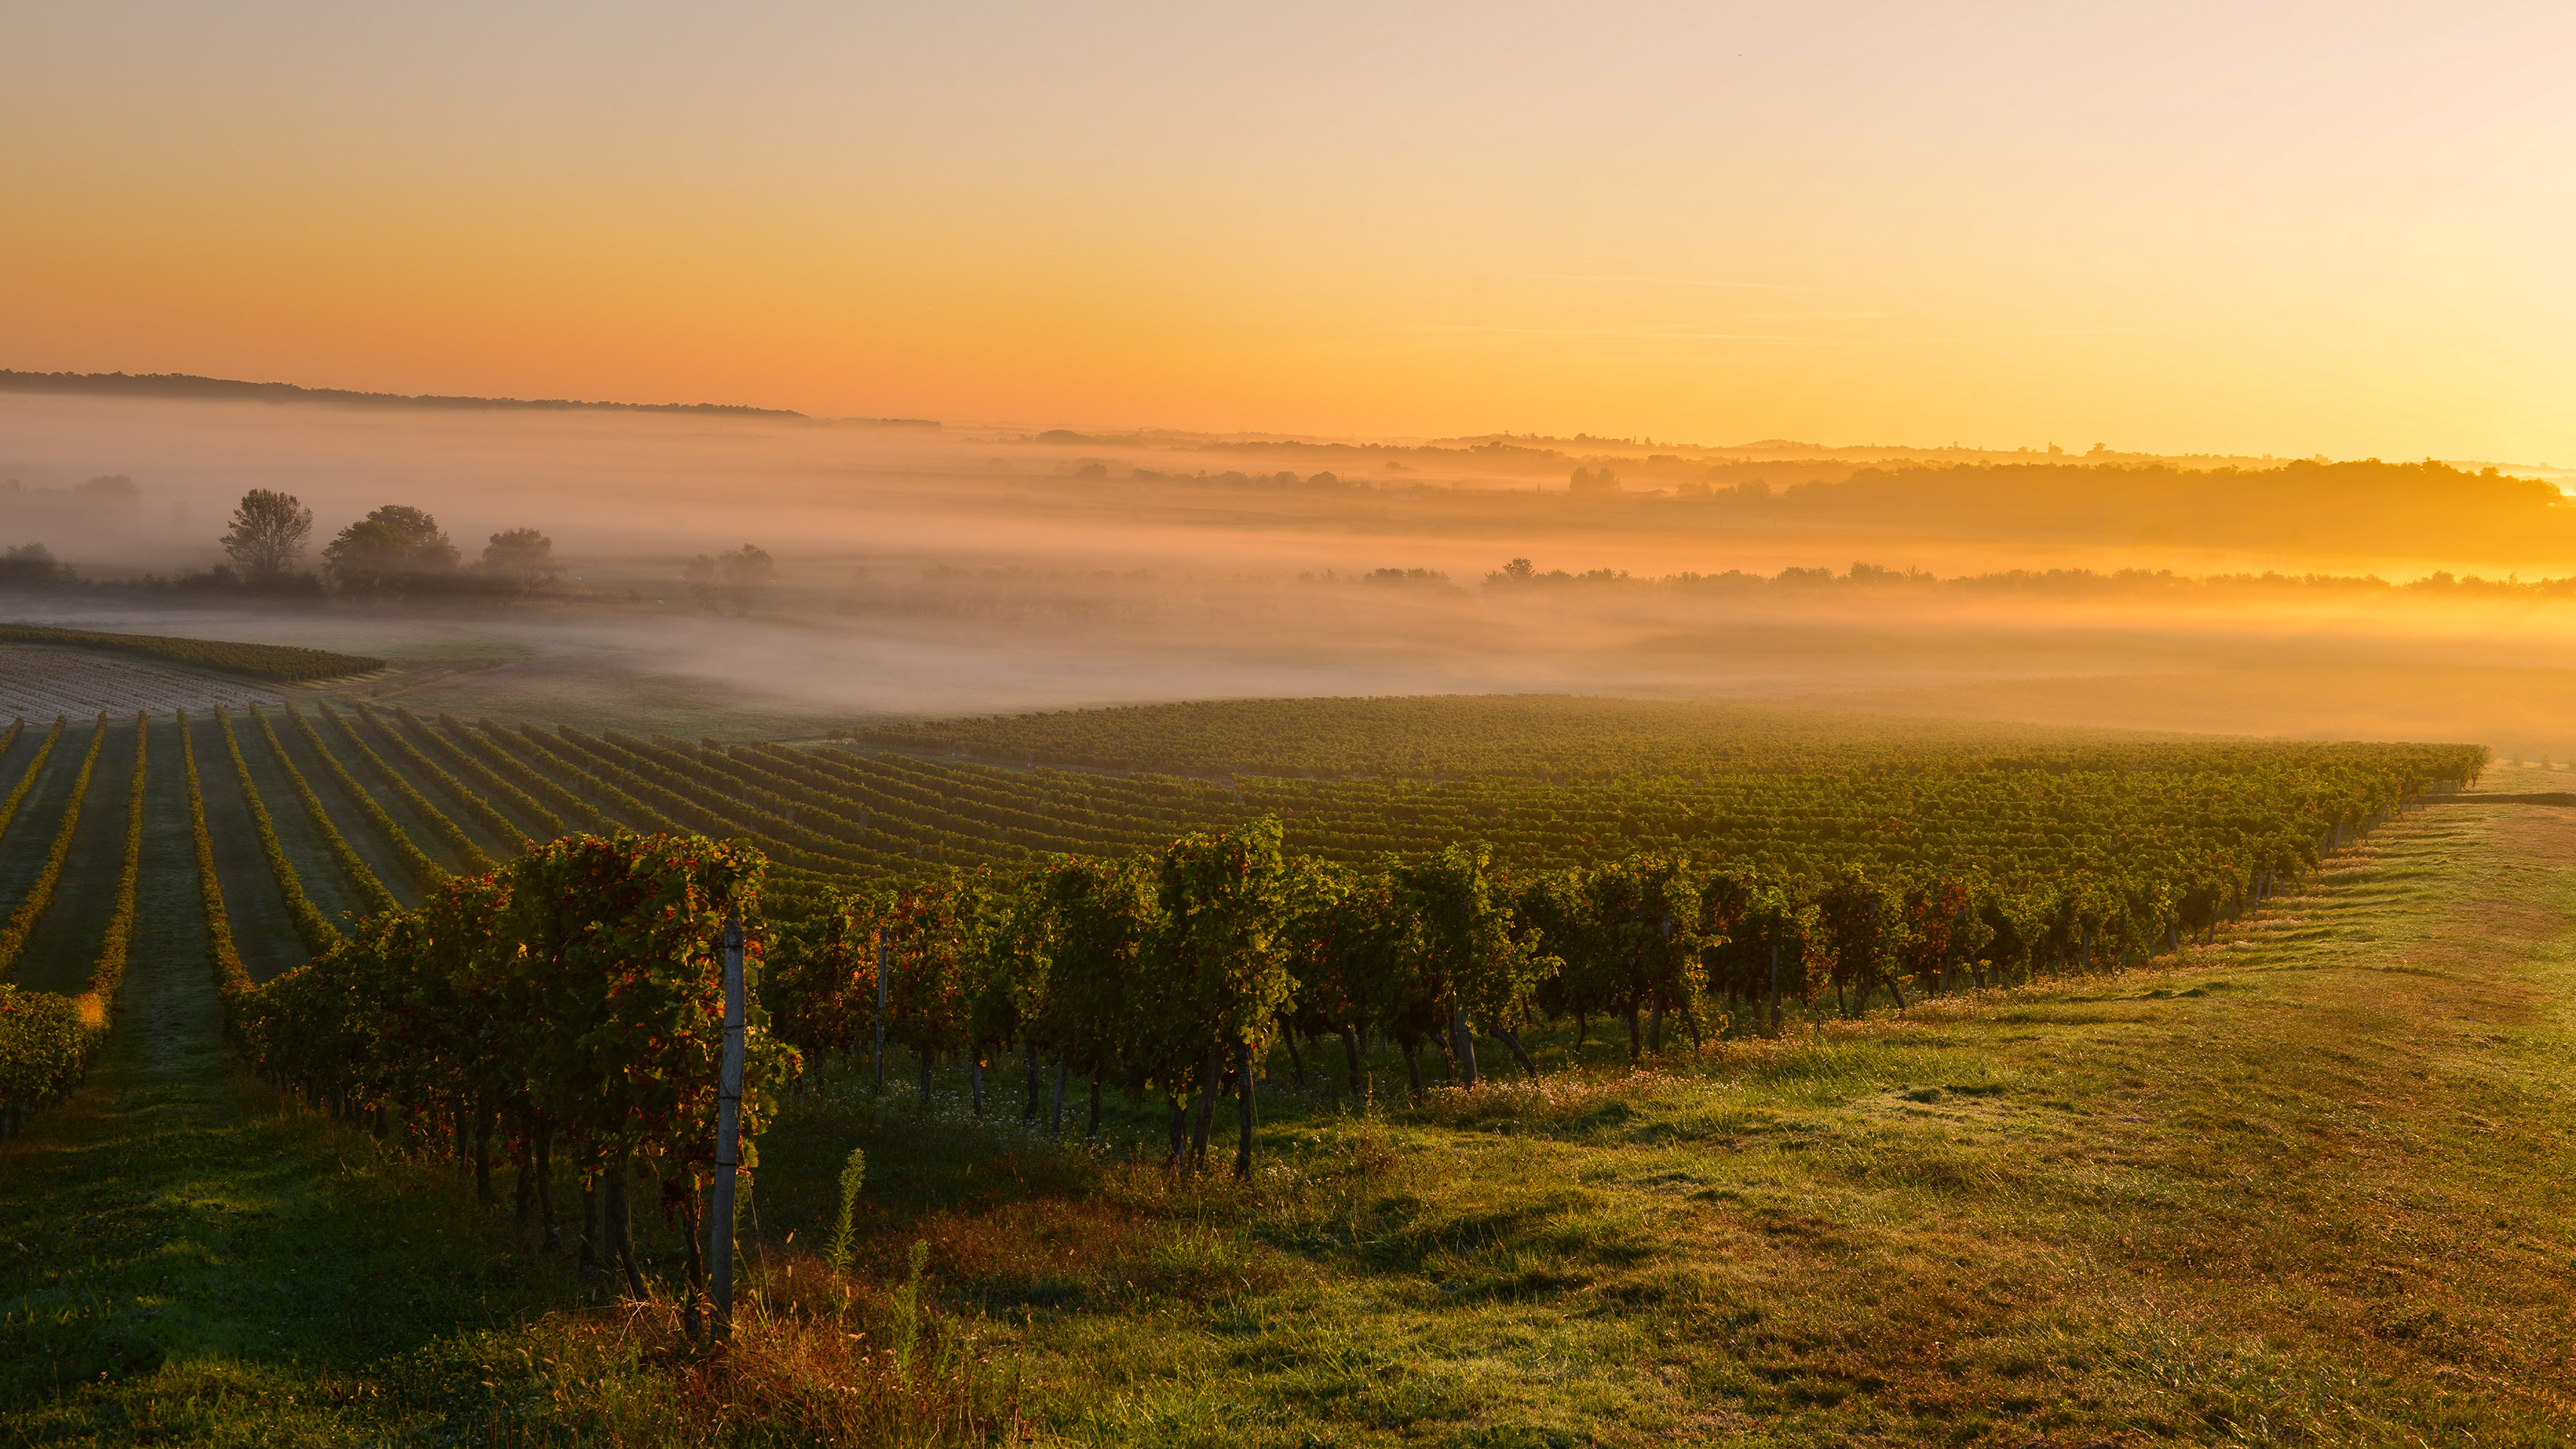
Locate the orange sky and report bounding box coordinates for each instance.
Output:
[5,2,2571,460]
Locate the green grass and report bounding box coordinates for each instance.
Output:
[7,794,2575,1444]
[0,865,555,1443]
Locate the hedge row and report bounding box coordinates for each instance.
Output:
[548,727,849,873]
[215,708,341,954]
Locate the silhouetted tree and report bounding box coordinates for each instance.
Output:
[221,489,314,580]
[362,505,461,574]
[0,543,74,586]
[480,528,559,595]
[323,518,415,600]
[682,554,720,609]
[684,544,775,614]
[719,545,776,612]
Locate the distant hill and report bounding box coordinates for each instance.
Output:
[0,369,841,421]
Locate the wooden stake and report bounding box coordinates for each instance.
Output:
[710,914,747,1343]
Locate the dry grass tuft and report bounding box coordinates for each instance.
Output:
[513,1260,1029,1448]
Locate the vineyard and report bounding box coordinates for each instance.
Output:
[0,688,2533,1444]
[849,694,2196,779]
[0,624,384,682]
[0,694,2482,1138]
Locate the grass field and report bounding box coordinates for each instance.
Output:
[4,768,2571,1444]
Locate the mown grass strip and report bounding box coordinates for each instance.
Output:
[281,701,448,891]
[314,701,491,872]
[0,713,106,976]
[72,714,149,1036]
[0,716,66,841]
[215,707,343,953]
[252,705,401,915]
[357,701,536,848]
[179,709,252,1032]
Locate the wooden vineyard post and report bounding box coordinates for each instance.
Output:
[710,915,747,1344]
[873,927,888,1093]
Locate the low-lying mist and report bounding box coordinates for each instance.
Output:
[8,390,2576,756]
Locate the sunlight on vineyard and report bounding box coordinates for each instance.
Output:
[9,3,2576,1434]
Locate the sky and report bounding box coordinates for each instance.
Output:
[5,1,2572,460]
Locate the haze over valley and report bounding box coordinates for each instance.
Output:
[9,5,2576,1445]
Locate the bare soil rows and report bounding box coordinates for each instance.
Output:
[186,714,306,984]
[0,645,286,718]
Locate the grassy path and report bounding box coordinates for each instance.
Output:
[0,727,86,917]
[186,714,307,985]
[761,800,2576,1446]
[9,720,133,994]
[0,862,553,1442]
[136,713,214,1014]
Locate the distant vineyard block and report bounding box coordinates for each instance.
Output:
[0,625,383,682]
[0,645,292,718]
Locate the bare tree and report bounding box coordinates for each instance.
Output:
[221,489,314,580]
